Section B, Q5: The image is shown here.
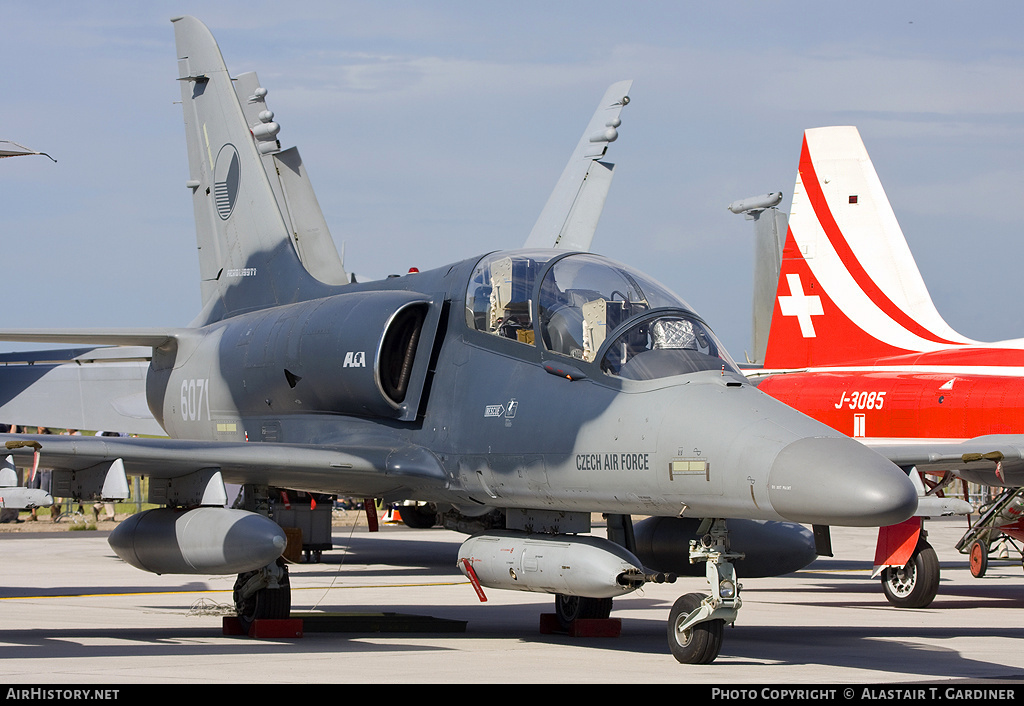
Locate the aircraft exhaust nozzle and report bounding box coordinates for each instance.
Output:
[108,507,286,575]
[767,437,918,527]
[458,531,646,598]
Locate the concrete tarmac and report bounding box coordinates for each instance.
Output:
[0,515,1022,684]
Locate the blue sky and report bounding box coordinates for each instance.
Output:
[5,2,1024,359]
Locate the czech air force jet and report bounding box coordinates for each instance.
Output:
[0,18,916,664]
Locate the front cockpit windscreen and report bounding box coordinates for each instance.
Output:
[537,254,740,379]
[465,251,740,380]
[598,315,739,379]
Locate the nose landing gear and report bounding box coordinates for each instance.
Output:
[668,518,742,664]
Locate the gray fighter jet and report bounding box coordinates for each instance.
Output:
[0,17,917,664]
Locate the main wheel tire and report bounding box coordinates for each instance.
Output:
[400,503,438,529]
[233,565,291,630]
[554,594,613,630]
[969,540,988,579]
[667,592,724,664]
[881,541,940,608]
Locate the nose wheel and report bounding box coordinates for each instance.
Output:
[668,592,724,664]
[668,518,742,664]
[880,539,939,608]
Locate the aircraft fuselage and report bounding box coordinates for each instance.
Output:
[149,250,916,527]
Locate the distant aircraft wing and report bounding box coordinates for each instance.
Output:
[0,140,56,162]
[863,435,1024,487]
[523,80,632,252]
[0,433,447,501]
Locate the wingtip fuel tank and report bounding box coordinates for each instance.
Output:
[108,507,286,575]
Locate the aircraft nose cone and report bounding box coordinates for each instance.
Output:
[767,436,917,526]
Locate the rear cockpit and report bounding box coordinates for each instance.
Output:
[465,250,740,380]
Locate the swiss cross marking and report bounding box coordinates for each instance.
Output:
[778,274,823,337]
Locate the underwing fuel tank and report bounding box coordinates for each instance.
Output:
[457,531,647,598]
[108,508,287,575]
[633,517,817,578]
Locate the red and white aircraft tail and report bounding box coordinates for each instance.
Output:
[762,126,975,370]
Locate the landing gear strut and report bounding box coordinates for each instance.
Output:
[668,518,742,664]
[233,559,291,630]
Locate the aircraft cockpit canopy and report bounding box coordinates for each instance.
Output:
[466,251,739,380]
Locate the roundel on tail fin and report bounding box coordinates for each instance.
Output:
[214,144,240,220]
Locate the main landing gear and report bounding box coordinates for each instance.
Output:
[233,559,291,631]
[553,594,613,631]
[667,518,742,664]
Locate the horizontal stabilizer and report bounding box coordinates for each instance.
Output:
[0,329,182,347]
[0,345,163,436]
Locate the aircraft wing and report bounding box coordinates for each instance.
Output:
[0,433,447,501]
[523,80,632,252]
[0,140,56,162]
[863,435,1024,487]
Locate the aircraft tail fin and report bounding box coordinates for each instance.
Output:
[524,80,632,251]
[761,126,972,369]
[728,193,786,365]
[173,15,328,325]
